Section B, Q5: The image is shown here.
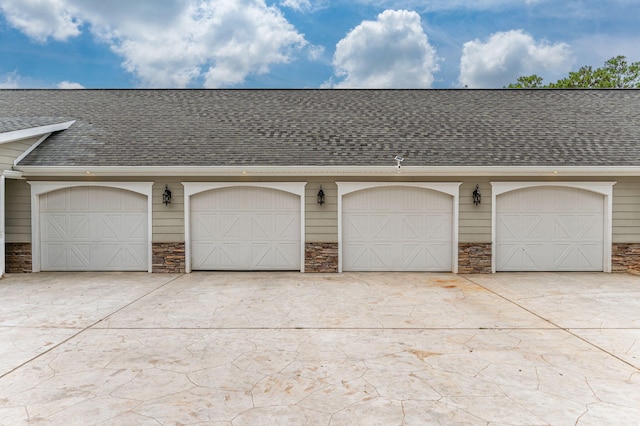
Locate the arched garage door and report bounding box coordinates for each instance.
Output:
[341,186,455,272]
[190,186,302,271]
[496,186,605,271]
[39,186,148,271]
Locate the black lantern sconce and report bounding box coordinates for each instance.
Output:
[317,186,325,206]
[162,184,172,206]
[472,184,481,206]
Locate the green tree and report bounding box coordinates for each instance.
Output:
[508,55,640,88]
[507,74,544,88]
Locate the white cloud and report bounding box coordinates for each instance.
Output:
[280,0,329,12]
[0,0,81,42]
[458,30,573,88]
[349,0,549,12]
[329,10,439,88]
[57,81,85,89]
[0,72,20,88]
[0,0,307,88]
[280,0,312,11]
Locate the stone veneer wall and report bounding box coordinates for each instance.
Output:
[152,242,186,273]
[305,243,338,273]
[6,243,32,273]
[612,243,640,274]
[458,243,492,274]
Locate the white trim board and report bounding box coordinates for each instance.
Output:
[182,182,307,273]
[28,181,154,273]
[16,165,640,178]
[336,182,462,273]
[491,181,616,273]
[0,121,75,145]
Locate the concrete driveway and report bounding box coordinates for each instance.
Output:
[0,272,639,425]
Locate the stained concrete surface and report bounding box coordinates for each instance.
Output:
[0,272,639,425]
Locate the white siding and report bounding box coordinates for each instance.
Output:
[305,181,337,243]
[5,178,31,243]
[152,180,184,242]
[612,178,640,243]
[0,137,39,170]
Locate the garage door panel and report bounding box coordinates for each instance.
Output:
[253,242,299,269]
[555,244,602,270]
[252,214,298,240]
[192,213,234,239]
[402,244,450,270]
[343,187,453,272]
[40,187,148,271]
[42,243,91,270]
[347,244,393,271]
[100,214,146,240]
[191,187,301,270]
[193,243,241,269]
[496,186,604,271]
[102,243,147,270]
[497,243,547,270]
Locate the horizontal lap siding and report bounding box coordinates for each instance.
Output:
[152,180,184,243]
[5,179,31,243]
[0,138,38,170]
[305,180,337,243]
[613,178,640,243]
[458,180,491,243]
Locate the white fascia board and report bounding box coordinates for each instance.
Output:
[2,170,24,179]
[14,165,640,177]
[0,120,75,145]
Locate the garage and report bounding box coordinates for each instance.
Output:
[494,183,614,272]
[338,183,460,272]
[186,183,305,271]
[38,186,149,271]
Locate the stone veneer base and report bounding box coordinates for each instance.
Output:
[152,242,186,273]
[612,243,640,274]
[458,243,492,274]
[6,242,33,273]
[305,243,338,273]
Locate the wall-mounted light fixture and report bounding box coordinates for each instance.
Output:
[163,184,172,206]
[317,186,325,206]
[472,184,481,206]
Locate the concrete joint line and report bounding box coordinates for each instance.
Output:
[461,275,640,372]
[0,274,186,380]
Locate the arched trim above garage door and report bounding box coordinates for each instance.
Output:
[491,182,616,273]
[336,182,462,273]
[183,182,306,273]
[28,181,154,273]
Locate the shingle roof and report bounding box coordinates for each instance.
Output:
[1,89,639,167]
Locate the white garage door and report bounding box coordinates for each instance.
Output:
[342,187,453,271]
[496,186,604,271]
[40,187,148,271]
[191,187,301,270]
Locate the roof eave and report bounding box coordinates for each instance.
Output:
[14,165,640,178]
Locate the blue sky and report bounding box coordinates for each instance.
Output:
[1,0,639,89]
